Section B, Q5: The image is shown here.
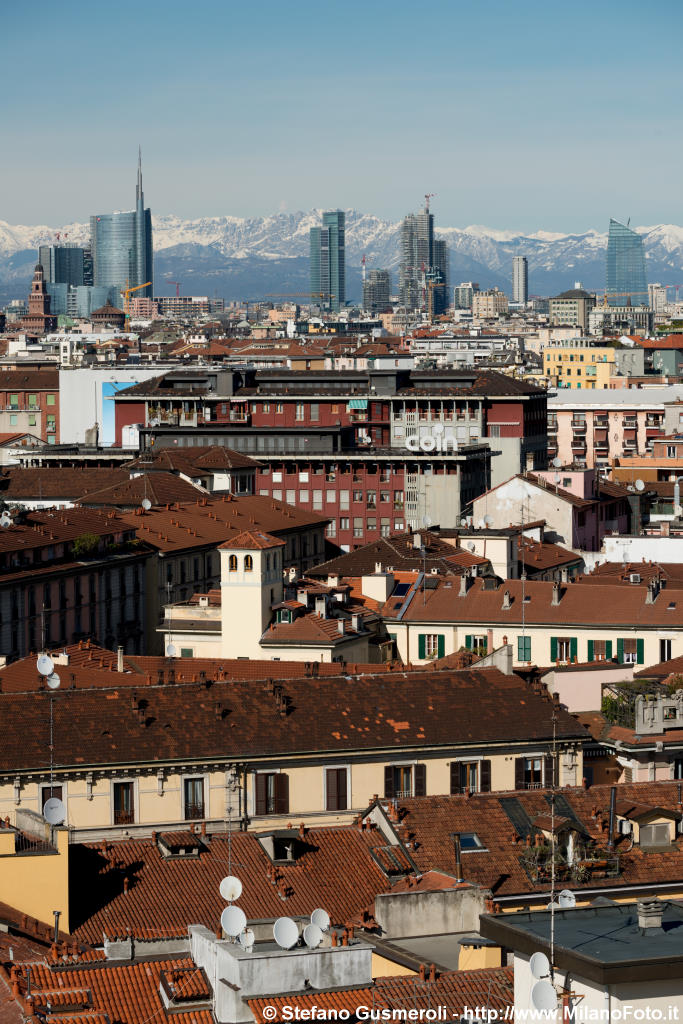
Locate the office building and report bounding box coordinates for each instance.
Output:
[399,203,449,315]
[89,149,153,298]
[310,210,345,312]
[549,287,596,331]
[362,269,392,314]
[512,255,528,304]
[38,243,92,287]
[454,282,479,309]
[606,218,648,306]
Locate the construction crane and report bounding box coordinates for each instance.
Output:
[121,280,152,321]
[424,193,436,211]
[598,290,649,308]
[166,280,181,297]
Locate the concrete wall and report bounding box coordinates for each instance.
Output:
[0,825,69,932]
[374,884,486,939]
[543,663,634,713]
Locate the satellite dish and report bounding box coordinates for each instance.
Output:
[530,951,550,980]
[221,905,247,937]
[559,889,576,908]
[546,900,560,911]
[477,519,486,529]
[239,928,255,951]
[303,923,323,949]
[43,798,65,825]
[0,514,10,528]
[467,542,476,552]
[166,644,177,658]
[552,457,562,468]
[460,518,467,527]
[531,982,557,1013]
[46,673,61,690]
[635,479,645,492]
[310,908,330,932]
[36,654,54,677]
[219,875,243,902]
[273,916,300,949]
[483,515,493,526]
[421,515,432,529]
[141,498,152,510]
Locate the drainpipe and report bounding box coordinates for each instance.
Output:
[453,833,463,883]
[607,786,617,852]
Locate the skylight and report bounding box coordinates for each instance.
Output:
[459,832,486,851]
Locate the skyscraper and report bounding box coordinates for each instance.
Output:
[512,256,528,304]
[605,218,647,306]
[362,269,392,314]
[310,210,345,312]
[398,202,448,315]
[38,243,92,287]
[90,149,153,298]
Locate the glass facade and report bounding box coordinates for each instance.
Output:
[89,153,153,297]
[606,218,648,306]
[310,211,345,312]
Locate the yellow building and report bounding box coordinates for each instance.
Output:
[543,341,616,389]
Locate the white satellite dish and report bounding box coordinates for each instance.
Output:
[303,923,323,949]
[166,644,177,658]
[546,900,561,911]
[460,518,467,527]
[530,951,550,980]
[273,916,300,949]
[221,905,247,937]
[552,457,562,468]
[142,498,152,511]
[43,797,65,825]
[310,908,330,932]
[467,542,476,552]
[0,514,10,528]
[477,519,486,529]
[635,479,645,492]
[422,515,432,529]
[46,673,61,691]
[559,889,576,908]
[483,515,493,527]
[36,654,54,677]
[531,981,557,1013]
[219,875,243,902]
[239,928,255,951]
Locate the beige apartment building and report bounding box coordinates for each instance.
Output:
[472,289,509,318]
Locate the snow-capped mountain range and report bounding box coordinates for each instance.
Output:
[2,209,683,304]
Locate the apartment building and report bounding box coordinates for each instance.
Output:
[543,339,616,389]
[0,370,59,443]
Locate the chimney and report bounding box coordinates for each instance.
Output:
[645,579,660,604]
[337,619,346,635]
[413,533,422,550]
[638,898,663,931]
[315,595,327,619]
[117,646,124,673]
[607,785,617,851]
[502,589,511,610]
[459,573,469,598]
[375,561,382,574]
[551,582,561,606]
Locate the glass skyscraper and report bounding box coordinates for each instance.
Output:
[90,150,153,298]
[310,210,345,312]
[399,204,449,315]
[605,218,648,306]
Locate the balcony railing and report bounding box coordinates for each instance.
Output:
[623,418,638,428]
[185,803,205,820]
[571,420,587,432]
[114,809,135,825]
[594,417,609,427]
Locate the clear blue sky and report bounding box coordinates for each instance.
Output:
[3,0,682,231]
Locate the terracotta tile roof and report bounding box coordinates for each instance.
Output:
[69,827,392,944]
[636,653,683,680]
[583,561,683,588]
[520,538,582,572]
[0,370,58,390]
[127,445,258,473]
[248,966,514,1023]
[219,529,285,550]
[261,611,367,646]
[0,507,134,556]
[576,710,683,749]
[307,531,488,579]
[391,782,683,898]
[0,467,129,500]
[0,668,585,773]
[78,471,204,508]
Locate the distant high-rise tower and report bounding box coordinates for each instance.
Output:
[38,243,91,287]
[606,218,647,306]
[512,256,528,304]
[399,201,448,315]
[90,149,153,297]
[362,269,392,314]
[310,210,345,312]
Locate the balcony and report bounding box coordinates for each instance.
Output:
[114,810,135,825]
[571,420,587,433]
[228,411,251,424]
[594,416,609,428]
[547,422,558,434]
[571,439,587,453]
[622,417,638,428]
[185,803,205,820]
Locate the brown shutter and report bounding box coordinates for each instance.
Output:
[450,762,460,795]
[514,758,525,790]
[255,773,267,816]
[275,773,289,815]
[384,765,395,799]
[544,755,555,788]
[326,769,338,811]
[338,768,348,811]
[480,760,491,793]
[414,763,426,797]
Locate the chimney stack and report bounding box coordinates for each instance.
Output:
[638,898,663,931]
[453,833,463,883]
[117,646,124,673]
[551,582,561,606]
[459,573,469,598]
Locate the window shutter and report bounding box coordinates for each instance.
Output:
[517,636,524,661]
[637,638,644,665]
[418,634,426,659]
[465,635,473,650]
[338,768,347,811]
[255,773,267,816]
[570,637,578,662]
[437,635,445,659]
[450,762,460,795]
[414,763,426,797]
[545,755,555,788]
[617,638,624,663]
[587,639,594,662]
[326,769,338,811]
[480,760,491,793]
[550,637,557,662]
[514,758,525,790]
[605,640,613,660]
[384,765,395,799]
[274,773,289,815]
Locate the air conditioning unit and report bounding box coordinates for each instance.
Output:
[629,573,641,584]
[618,819,632,835]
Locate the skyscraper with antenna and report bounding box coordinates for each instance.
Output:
[90,149,154,298]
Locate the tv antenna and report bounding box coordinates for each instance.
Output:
[37,654,65,827]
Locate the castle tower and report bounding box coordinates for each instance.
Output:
[218,530,284,658]
[21,264,57,335]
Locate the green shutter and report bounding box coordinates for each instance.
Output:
[437,635,445,658]
[637,638,644,665]
[605,640,613,660]
[517,636,525,661]
[587,639,594,662]
[617,638,624,664]
[570,637,578,662]
[465,635,473,650]
[550,637,558,662]
[418,634,426,659]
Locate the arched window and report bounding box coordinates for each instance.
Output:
[244,554,254,572]
[228,554,237,572]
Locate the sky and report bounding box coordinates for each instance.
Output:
[2,0,682,232]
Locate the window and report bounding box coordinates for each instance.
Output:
[367,491,376,508]
[380,491,390,503]
[617,637,643,664]
[41,784,62,812]
[255,772,289,815]
[299,490,309,503]
[353,518,363,539]
[639,823,670,847]
[367,518,377,531]
[384,764,426,799]
[340,490,350,510]
[380,518,390,538]
[394,520,404,532]
[353,491,363,503]
[459,832,486,851]
[660,638,672,662]
[295,403,305,421]
[286,489,296,505]
[28,414,36,427]
[326,490,336,504]
[276,402,284,414]
[551,636,577,663]
[180,647,194,658]
[244,555,253,572]
[28,394,37,408]
[47,416,56,433]
[326,520,337,538]
[113,782,135,825]
[340,517,350,531]
[310,403,319,421]
[450,760,491,794]
[47,394,55,406]
[312,490,323,510]
[464,635,488,655]
[9,394,18,409]
[9,415,17,426]
[184,777,205,819]
[263,402,270,413]
[517,635,531,662]
[515,756,554,790]
[419,634,445,659]
[393,491,404,508]
[228,554,237,571]
[325,768,348,811]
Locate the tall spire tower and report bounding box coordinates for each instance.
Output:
[136,145,143,204]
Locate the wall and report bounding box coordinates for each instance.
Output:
[0,825,69,932]
[472,478,575,547]
[59,367,168,446]
[543,663,635,713]
[374,884,486,939]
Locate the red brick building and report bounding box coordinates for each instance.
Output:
[0,370,59,443]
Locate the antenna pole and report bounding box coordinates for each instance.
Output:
[550,711,557,983]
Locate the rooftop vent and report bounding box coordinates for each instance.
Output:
[638,898,663,931]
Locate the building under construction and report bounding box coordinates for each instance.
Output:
[362,268,392,313]
[398,199,449,316]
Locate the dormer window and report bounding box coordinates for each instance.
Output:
[228,554,237,572]
[244,555,254,572]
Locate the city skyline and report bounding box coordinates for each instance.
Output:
[2,0,682,230]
